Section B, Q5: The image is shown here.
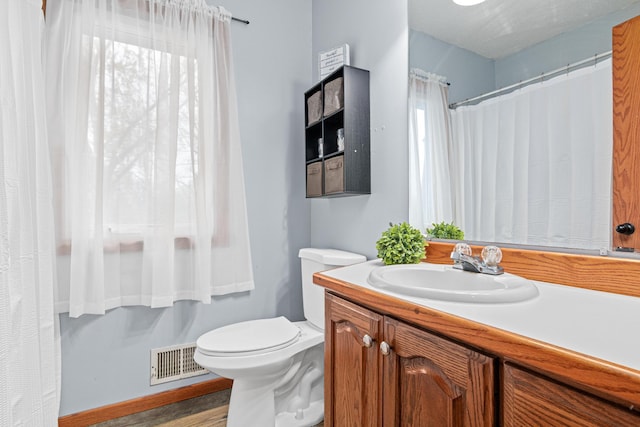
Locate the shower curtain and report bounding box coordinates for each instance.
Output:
[451,59,612,250]
[0,0,61,425]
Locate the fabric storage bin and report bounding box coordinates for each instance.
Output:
[306,162,323,197]
[307,91,322,125]
[324,155,344,194]
[323,77,343,116]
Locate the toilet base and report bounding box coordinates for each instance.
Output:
[275,400,324,427]
[226,378,324,427]
[226,377,279,427]
[224,342,324,427]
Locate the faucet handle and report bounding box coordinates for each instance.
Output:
[451,242,472,264]
[453,242,472,256]
[481,246,502,267]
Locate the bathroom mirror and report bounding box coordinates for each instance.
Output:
[408,0,640,252]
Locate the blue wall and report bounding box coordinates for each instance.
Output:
[309,0,409,260]
[409,30,494,105]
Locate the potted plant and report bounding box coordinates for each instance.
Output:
[376,222,426,265]
[426,221,464,240]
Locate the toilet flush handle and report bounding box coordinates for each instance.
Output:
[362,334,373,348]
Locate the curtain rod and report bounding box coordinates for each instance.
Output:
[449,50,612,109]
[231,16,250,24]
[40,1,250,23]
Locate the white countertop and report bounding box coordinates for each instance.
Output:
[322,260,640,372]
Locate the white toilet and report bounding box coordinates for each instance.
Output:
[194,248,366,427]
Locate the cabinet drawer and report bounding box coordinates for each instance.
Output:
[306,162,322,197]
[323,76,343,117]
[306,90,322,125]
[324,155,344,194]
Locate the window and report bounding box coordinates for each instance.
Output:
[88,36,201,240]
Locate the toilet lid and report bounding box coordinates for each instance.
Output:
[197,316,301,357]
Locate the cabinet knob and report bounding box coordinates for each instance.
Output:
[380,341,391,356]
[362,334,373,348]
[616,223,635,235]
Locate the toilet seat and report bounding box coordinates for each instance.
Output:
[197,316,301,357]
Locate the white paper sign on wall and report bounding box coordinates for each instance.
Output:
[319,44,350,80]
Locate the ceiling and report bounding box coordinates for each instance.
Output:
[409,0,640,59]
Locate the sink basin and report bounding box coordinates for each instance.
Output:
[367,263,539,303]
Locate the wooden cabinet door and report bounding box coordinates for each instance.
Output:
[325,293,383,427]
[382,317,495,427]
[503,363,640,426]
[613,14,640,250]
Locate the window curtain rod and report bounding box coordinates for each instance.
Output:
[232,16,249,24]
[449,50,612,109]
[40,0,249,23]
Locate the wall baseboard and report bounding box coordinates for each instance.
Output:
[58,377,232,427]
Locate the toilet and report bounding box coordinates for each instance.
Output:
[194,248,366,427]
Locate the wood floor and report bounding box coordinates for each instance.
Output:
[90,388,323,426]
[156,404,229,426]
[91,390,230,427]
[154,406,324,427]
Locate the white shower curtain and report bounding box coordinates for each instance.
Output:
[408,69,456,231]
[44,0,254,317]
[1,0,61,425]
[451,59,612,250]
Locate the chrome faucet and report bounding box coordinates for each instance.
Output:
[450,243,504,275]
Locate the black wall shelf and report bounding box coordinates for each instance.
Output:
[304,66,370,198]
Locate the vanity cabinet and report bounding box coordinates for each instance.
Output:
[324,292,640,427]
[304,66,370,198]
[503,363,640,426]
[325,293,495,426]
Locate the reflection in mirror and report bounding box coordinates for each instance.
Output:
[408,0,640,252]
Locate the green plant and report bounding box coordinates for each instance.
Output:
[376,222,426,265]
[426,221,464,240]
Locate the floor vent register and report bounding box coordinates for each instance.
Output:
[150,343,208,385]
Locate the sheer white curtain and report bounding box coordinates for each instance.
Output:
[44,0,254,317]
[408,69,455,231]
[451,59,612,250]
[1,0,61,424]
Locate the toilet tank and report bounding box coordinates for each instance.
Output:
[298,248,366,330]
